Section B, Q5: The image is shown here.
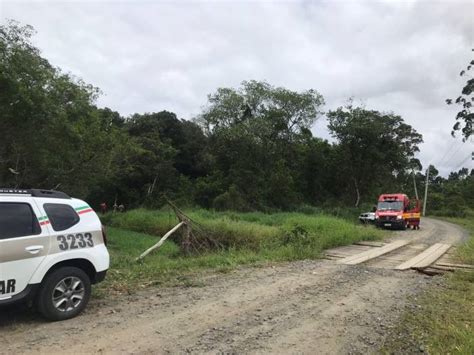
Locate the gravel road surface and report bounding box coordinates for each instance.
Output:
[0,218,467,354]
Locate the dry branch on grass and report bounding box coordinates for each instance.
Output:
[136,198,223,261]
[166,198,223,254]
[136,221,185,261]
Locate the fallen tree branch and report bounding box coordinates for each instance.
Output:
[136,221,185,261]
[164,196,224,253]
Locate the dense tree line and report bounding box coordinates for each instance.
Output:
[1,22,472,214]
[418,166,474,217]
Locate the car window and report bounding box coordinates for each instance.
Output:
[0,203,42,239]
[43,203,80,231]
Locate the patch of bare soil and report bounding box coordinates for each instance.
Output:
[0,218,466,354]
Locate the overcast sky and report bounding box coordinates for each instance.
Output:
[1,0,473,176]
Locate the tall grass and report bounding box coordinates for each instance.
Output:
[100,227,269,293]
[103,208,383,253]
[100,208,384,293]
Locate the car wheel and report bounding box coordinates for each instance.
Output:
[36,266,91,321]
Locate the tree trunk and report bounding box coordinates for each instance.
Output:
[353,178,360,207]
[148,175,158,195]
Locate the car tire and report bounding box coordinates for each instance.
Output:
[36,266,91,321]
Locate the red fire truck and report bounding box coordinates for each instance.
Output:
[375,193,421,230]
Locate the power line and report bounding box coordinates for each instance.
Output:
[433,139,461,168]
[435,140,466,170]
[452,153,473,172]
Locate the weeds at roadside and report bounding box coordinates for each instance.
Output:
[382,217,474,354]
[99,210,384,294]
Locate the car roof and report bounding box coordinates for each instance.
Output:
[0,188,70,199]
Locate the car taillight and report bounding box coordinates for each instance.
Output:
[101,225,108,246]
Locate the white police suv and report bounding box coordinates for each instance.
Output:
[0,189,109,321]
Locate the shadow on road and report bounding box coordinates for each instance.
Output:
[0,303,42,328]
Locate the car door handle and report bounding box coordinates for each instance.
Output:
[25,245,44,254]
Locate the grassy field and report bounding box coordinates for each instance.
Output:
[384,217,474,354]
[98,208,384,293]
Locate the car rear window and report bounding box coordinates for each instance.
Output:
[43,203,80,231]
[0,203,41,239]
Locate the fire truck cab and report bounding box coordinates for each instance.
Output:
[375,193,421,230]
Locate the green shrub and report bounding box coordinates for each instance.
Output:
[213,185,249,211]
[198,217,283,250]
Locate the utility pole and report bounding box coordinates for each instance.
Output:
[412,170,419,200]
[422,167,429,217]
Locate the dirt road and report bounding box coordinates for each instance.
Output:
[0,218,468,354]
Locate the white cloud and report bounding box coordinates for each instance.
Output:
[1,0,473,176]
